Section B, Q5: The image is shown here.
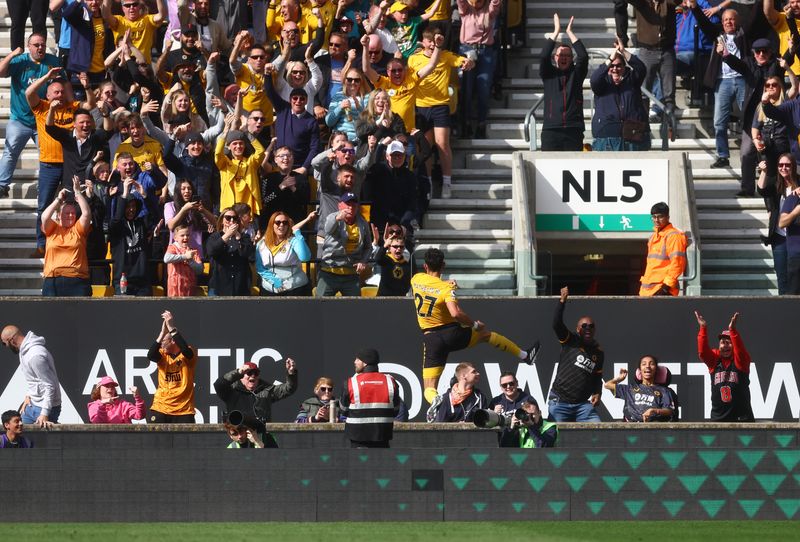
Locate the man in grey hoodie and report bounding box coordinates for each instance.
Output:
[1,326,61,427]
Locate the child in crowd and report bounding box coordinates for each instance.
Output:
[164,224,203,296]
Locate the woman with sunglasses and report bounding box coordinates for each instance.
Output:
[272,43,324,116]
[295,377,345,423]
[255,209,316,296]
[761,153,800,294]
[205,206,255,296]
[370,222,413,296]
[355,89,407,158]
[753,73,797,181]
[325,65,368,142]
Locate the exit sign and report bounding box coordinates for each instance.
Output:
[534,158,669,232]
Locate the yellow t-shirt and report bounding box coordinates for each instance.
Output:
[376,72,419,132]
[408,49,463,107]
[314,1,337,46]
[428,0,451,22]
[114,136,166,171]
[113,14,160,63]
[90,17,106,73]
[266,6,319,43]
[410,272,457,330]
[344,222,360,254]
[771,15,800,75]
[235,65,275,126]
[214,137,264,215]
[150,347,198,416]
[33,99,80,164]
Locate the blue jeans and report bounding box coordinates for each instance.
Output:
[42,276,92,296]
[773,236,788,295]
[459,44,498,125]
[21,403,62,424]
[592,136,651,152]
[0,119,36,189]
[36,163,64,248]
[714,76,745,158]
[547,394,601,422]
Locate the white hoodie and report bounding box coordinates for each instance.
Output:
[19,331,61,415]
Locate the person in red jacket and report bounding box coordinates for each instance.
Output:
[694,311,754,422]
[640,202,688,296]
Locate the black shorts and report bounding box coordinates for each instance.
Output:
[416,105,451,131]
[149,410,196,423]
[422,324,474,372]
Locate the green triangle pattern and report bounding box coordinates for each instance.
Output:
[490,477,509,490]
[397,503,407,511]
[738,499,764,519]
[434,454,448,465]
[451,477,470,490]
[774,434,795,448]
[660,451,688,470]
[511,502,526,513]
[662,500,685,518]
[602,475,629,494]
[565,476,588,492]
[473,503,487,512]
[584,452,608,468]
[640,476,667,494]
[700,435,717,446]
[699,499,725,518]
[548,501,566,515]
[754,474,786,495]
[320,454,331,463]
[738,435,754,447]
[526,476,549,492]
[716,475,746,495]
[794,474,800,485]
[626,435,639,445]
[546,451,569,468]
[339,479,349,487]
[471,453,490,466]
[775,499,800,519]
[414,478,429,489]
[664,435,676,445]
[587,501,605,515]
[509,452,528,467]
[678,475,708,495]
[698,450,727,470]
[358,454,369,463]
[622,451,648,470]
[376,478,390,489]
[301,479,311,487]
[774,450,800,471]
[736,450,766,471]
[395,454,410,465]
[624,500,645,517]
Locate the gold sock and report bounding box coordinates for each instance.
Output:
[488,332,522,357]
[424,387,439,404]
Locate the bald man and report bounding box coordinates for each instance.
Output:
[1,326,61,427]
[362,34,391,77]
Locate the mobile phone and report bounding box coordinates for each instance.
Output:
[191,195,202,203]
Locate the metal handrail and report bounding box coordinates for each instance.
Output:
[523,95,544,151]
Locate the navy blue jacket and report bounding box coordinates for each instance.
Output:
[265,76,321,171]
[590,54,648,139]
[162,138,216,208]
[63,1,113,73]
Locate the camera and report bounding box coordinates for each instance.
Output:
[227,410,266,434]
[473,407,529,429]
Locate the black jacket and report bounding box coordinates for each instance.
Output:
[163,138,216,208]
[205,231,255,295]
[214,368,298,423]
[363,162,418,229]
[590,54,648,138]
[258,170,311,230]
[45,125,111,186]
[108,195,151,289]
[539,38,588,130]
[722,54,783,127]
[692,5,752,89]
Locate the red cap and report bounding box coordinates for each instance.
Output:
[243,362,259,372]
[718,330,732,340]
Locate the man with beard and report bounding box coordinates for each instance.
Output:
[547,286,604,422]
[214,359,298,424]
[178,0,231,56]
[0,326,62,427]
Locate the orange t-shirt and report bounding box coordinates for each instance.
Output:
[150,347,198,416]
[42,219,90,279]
[33,99,80,164]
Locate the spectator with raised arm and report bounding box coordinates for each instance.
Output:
[604,355,675,422]
[369,222,413,296]
[215,115,265,217]
[271,40,324,115]
[265,79,321,175]
[206,207,255,296]
[87,376,146,423]
[102,0,168,64]
[109,177,153,296]
[230,31,274,127]
[539,14,588,151]
[214,358,298,424]
[764,0,800,76]
[163,178,216,258]
[148,310,198,423]
[753,73,796,182]
[255,210,316,296]
[259,146,311,226]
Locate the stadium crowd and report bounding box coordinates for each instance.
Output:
[0,0,517,297]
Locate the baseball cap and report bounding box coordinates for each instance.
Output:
[289,87,308,98]
[181,23,198,35]
[98,376,118,387]
[341,192,359,203]
[718,330,732,340]
[185,131,203,145]
[386,140,405,155]
[388,2,410,14]
[752,38,772,50]
[243,362,259,373]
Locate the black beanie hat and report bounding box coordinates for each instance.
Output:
[357,348,380,366]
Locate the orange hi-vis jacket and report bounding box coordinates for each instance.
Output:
[639,222,687,296]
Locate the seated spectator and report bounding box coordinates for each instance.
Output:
[369,223,413,296]
[758,153,798,295]
[363,140,417,233]
[498,397,558,448]
[224,420,265,448]
[87,376,146,424]
[215,118,265,217]
[1,410,33,449]
[164,179,216,259]
[206,207,255,296]
[429,362,490,423]
[164,224,204,297]
[753,75,796,181]
[213,359,298,424]
[326,66,369,142]
[264,83,322,175]
[259,147,311,227]
[41,177,93,297]
[590,39,650,151]
[256,210,316,296]
[295,377,345,423]
[604,355,676,422]
[109,180,153,296]
[316,190,373,297]
[355,89,407,158]
[148,310,198,423]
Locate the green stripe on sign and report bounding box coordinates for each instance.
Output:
[536,214,653,231]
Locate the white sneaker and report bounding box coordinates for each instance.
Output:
[426,394,444,423]
[441,183,452,199]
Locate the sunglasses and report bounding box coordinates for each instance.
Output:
[388,229,402,236]
[243,370,260,377]
[223,215,239,222]
[390,245,404,249]
[329,42,343,47]
[754,49,770,55]
[500,382,516,389]
[338,148,355,154]
[250,54,266,59]
[318,386,333,392]
[778,163,793,168]
[580,323,595,329]
[274,220,289,225]
[345,77,361,83]
[764,83,780,88]
[388,68,403,73]
[122,3,139,7]
[283,29,299,34]
[290,69,307,75]
[250,116,264,122]
[290,95,307,101]
[609,64,624,69]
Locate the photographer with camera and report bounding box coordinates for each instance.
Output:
[223,419,265,449]
[487,371,531,444]
[498,397,558,449]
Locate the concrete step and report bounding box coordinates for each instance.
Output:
[696,198,765,210]
[0,240,38,258]
[0,199,37,211]
[702,257,774,270]
[698,211,769,229]
[0,227,34,240]
[415,228,513,241]
[0,257,45,269]
[444,273,516,290]
[428,198,512,210]
[438,258,515,270]
[699,227,768,239]
[703,288,779,296]
[0,211,37,227]
[415,242,513,259]
[0,288,42,296]
[0,271,43,288]
[450,183,512,199]
[702,272,777,289]
[452,168,512,180]
[703,243,771,258]
[424,212,513,230]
